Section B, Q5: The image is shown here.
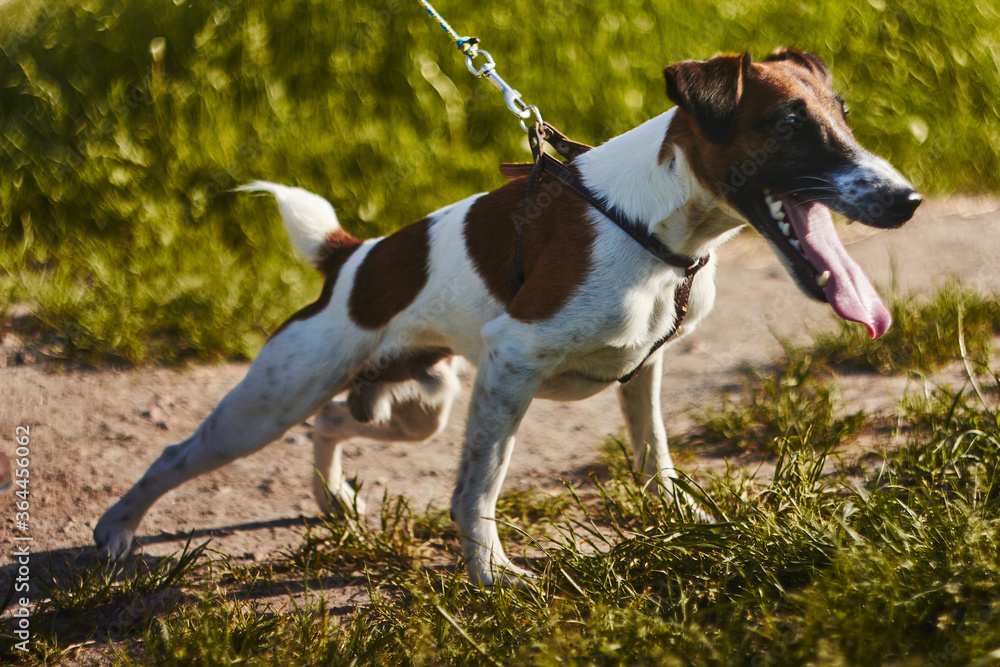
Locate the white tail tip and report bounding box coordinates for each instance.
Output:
[236,180,341,262]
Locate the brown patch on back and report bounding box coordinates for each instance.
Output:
[271,230,361,338]
[464,176,596,322]
[348,217,432,330]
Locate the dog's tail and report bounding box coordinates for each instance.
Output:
[235,180,346,264]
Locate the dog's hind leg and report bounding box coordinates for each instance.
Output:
[311,355,463,516]
[94,322,373,559]
[617,349,711,521]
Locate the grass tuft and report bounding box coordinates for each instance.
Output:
[0,538,209,661]
[808,280,1000,375]
[681,355,866,455]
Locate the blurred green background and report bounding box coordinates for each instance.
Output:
[1,0,998,363]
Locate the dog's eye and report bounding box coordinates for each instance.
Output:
[835,95,850,117]
[766,102,810,135]
[783,112,805,130]
[781,100,810,131]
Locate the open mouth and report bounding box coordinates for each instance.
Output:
[746,189,892,339]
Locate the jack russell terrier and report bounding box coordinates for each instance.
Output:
[96,49,921,586]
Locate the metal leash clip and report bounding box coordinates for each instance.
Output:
[466,50,543,131]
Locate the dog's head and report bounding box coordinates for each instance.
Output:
[664,48,920,338]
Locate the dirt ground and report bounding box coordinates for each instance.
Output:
[1,196,999,612]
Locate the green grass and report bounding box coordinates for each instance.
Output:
[1,0,999,362]
[282,493,456,586]
[0,539,208,662]
[5,364,1000,665]
[681,355,867,454]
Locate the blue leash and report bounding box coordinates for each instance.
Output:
[416,0,481,57]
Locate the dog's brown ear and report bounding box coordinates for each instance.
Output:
[764,48,832,87]
[664,52,751,144]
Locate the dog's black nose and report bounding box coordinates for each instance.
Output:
[886,190,922,223]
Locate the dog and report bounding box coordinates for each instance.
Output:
[95,49,921,586]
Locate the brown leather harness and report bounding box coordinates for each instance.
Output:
[499,122,710,384]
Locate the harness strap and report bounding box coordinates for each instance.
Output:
[534,122,592,160]
[506,123,589,296]
[502,121,710,383]
[529,153,705,270]
[502,123,704,272]
[507,132,547,296]
[616,254,708,383]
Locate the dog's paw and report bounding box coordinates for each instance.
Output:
[315,479,367,518]
[687,503,717,524]
[666,493,718,524]
[652,478,717,523]
[468,557,538,590]
[94,519,137,561]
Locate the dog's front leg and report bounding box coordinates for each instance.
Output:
[452,339,544,587]
[617,349,712,521]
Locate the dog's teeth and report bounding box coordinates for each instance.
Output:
[780,221,791,236]
[790,239,801,252]
[764,193,775,205]
[817,270,830,287]
[768,199,785,220]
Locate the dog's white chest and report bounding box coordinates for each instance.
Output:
[606,259,716,348]
[536,261,717,391]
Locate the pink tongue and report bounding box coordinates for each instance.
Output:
[780,197,892,339]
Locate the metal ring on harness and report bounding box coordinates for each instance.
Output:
[517,104,544,132]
